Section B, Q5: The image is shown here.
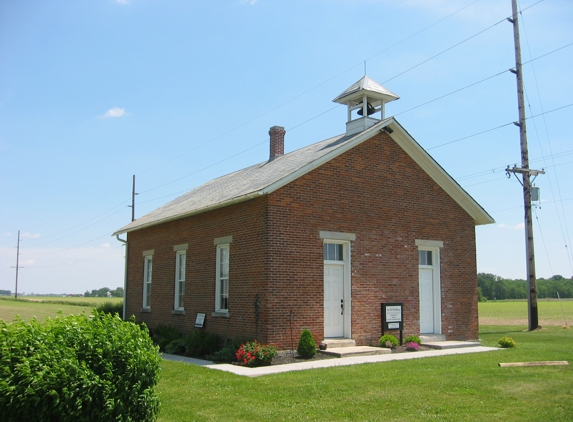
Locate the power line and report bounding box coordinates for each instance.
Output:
[427,103,573,150]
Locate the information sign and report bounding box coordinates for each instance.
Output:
[195,312,206,328]
[381,302,404,345]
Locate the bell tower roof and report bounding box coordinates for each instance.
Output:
[333,75,399,105]
[333,76,399,136]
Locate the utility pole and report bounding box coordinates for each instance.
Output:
[128,175,138,222]
[10,230,23,298]
[505,0,545,331]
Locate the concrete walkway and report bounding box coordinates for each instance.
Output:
[162,345,499,378]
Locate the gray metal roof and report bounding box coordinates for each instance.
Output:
[113,117,494,236]
[113,129,364,235]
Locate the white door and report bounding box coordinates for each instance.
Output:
[419,268,434,333]
[324,263,344,337]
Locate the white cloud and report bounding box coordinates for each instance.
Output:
[239,0,259,5]
[499,222,525,230]
[116,0,129,4]
[21,232,41,239]
[21,259,35,266]
[104,107,127,118]
[100,243,111,248]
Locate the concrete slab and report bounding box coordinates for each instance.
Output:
[322,339,356,348]
[319,346,391,358]
[162,345,499,378]
[422,341,482,350]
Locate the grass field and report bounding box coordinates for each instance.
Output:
[1,298,571,420]
[0,296,122,321]
[156,326,573,421]
[479,300,573,326]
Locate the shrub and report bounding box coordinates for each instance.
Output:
[404,335,421,345]
[498,336,517,348]
[297,329,317,358]
[96,301,124,318]
[405,341,420,351]
[236,340,277,367]
[164,338,186,355]
[379,334,399,348]
[0,311,161,422]
[183,330,221,358]
[208,338,248,363]
[153,325,182,351]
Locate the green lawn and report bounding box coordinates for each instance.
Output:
[0,296,121,322]
[1,297,571,420]
[479,300,573,326]
[157,325,573,421]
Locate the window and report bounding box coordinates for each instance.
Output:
[324,243,343,261]
[174,251,186,310]
[215,244,229,312]
[143,255,152,309]
[419,250,433,266]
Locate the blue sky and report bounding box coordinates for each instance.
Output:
[1,0,572,295]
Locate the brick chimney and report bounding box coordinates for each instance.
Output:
[268,125,285,161]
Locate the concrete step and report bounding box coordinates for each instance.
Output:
[422,340,481,350]
[419,334,446,342]
[319,346,392,358]
[322,339,356,348]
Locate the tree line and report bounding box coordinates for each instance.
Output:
[84,287,124,298]
[478,273,573,301]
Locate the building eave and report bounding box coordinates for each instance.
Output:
[111,191,262,236]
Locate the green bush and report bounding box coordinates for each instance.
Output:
[208,338,248,363]
[379,334,399,348]
[498,336,517,348]
[164,338,186,355]
[96,301,124,318]
[236,340,278,367]
[0,311,161,422]
[152,325,182,351]
[297,329,317,358]
[183,330,221,358]
[404,335,421,345]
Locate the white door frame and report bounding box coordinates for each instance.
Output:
[323,240,352,339]
[417,241,442,335]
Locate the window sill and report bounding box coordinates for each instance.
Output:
[140,308,151,313]
[211,311,230,318]
[171,309,185,315]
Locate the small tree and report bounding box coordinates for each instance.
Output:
[297,329,317,358]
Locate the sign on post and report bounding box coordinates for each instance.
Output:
[381,303,403,345]
[195,312,206,328]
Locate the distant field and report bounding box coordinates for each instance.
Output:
[21,296,122,303]
[0,296,122,322]
[479,299,573,326]
[2,297,570,326]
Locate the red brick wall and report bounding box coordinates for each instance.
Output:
[125,131,479,349]
[264,131,478,347]
[125,196,271,344]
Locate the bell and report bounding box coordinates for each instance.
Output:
[357,102,376,116]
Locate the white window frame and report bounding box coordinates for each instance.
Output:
[174,250,186,311]
[215,244,230,313]
[142,254,153,309]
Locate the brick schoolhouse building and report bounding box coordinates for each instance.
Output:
[113,76,494,349]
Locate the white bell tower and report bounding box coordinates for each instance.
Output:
[333,76,399,136]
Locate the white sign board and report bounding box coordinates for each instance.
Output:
[195,312,206,328]
[385,305,402,322]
